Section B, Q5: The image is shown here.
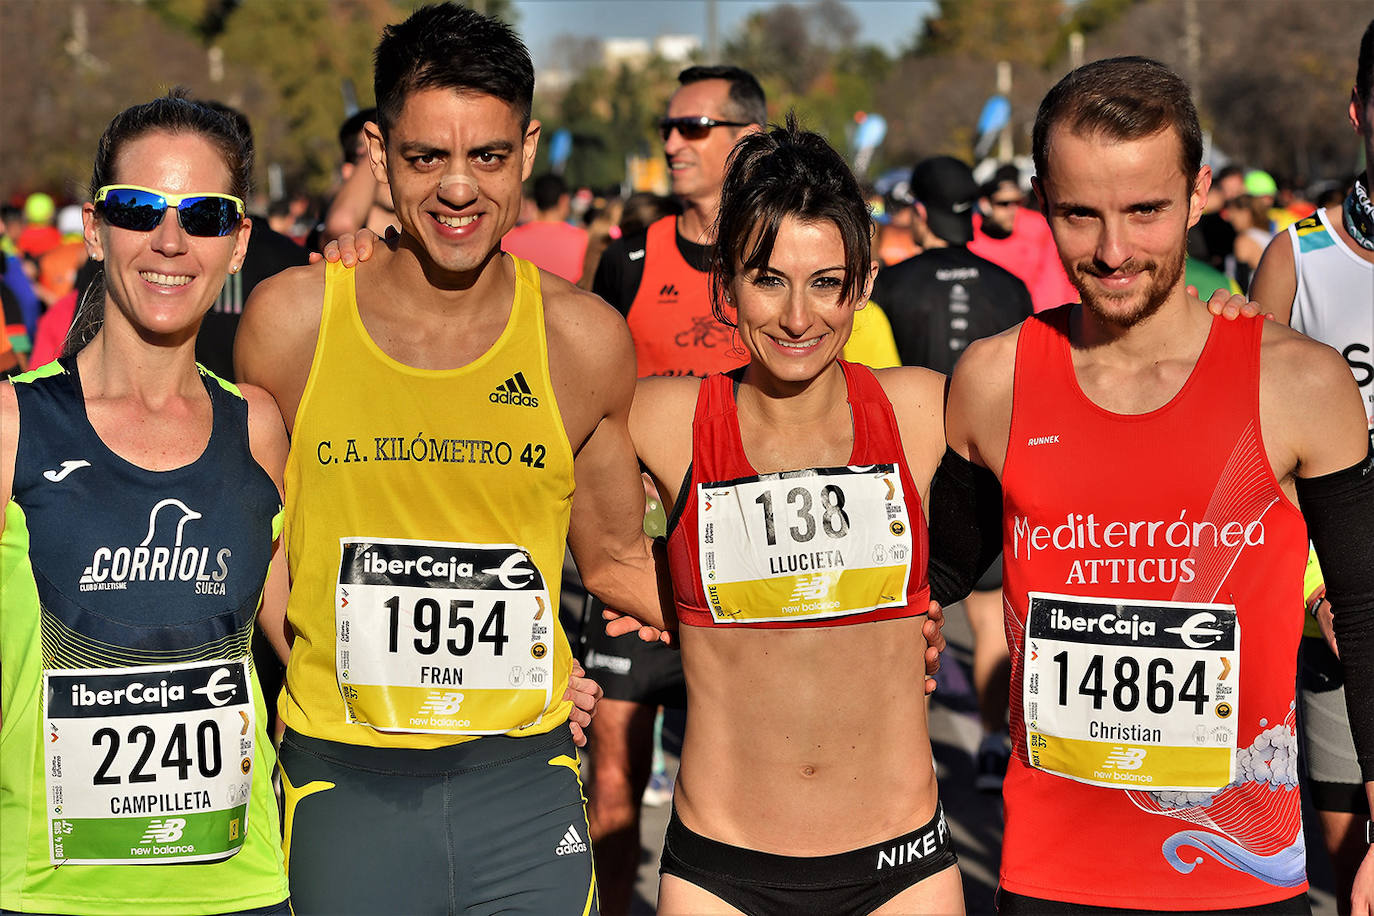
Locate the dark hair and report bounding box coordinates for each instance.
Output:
[678,65,767,127]
[65,90,252,357]
[531,173,566,211]
[710,113,871,326]
[1215,163,1244,184]
[339,107,378,164]
[982,163,1022,198]
[374,3,533,136]
[1032,56,1201,185]
[1358,19,1374,105]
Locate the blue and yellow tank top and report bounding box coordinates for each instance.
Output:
[0,359,287,915]
[280,257,577,748]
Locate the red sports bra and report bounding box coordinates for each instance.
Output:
[665,361,930,628]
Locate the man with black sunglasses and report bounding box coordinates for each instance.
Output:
[969,162,1079,315]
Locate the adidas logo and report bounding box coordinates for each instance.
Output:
[555,824,588,856]
[490,371,539,408]
[659,283,679,298]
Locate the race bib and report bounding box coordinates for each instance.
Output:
[697,465,913,624]
[336,538,554,734]
[1023,592,1239,791]
[44,659,256,865]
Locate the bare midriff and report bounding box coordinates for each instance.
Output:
[673,614,937,855]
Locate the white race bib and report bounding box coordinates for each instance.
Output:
[336,538,554,734]
[1023,592,1239,791]
[44,659,255,865]
[697,465,913,624]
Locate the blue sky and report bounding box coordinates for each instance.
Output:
[511,1,937,65]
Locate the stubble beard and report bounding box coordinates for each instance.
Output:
[1069,243,1186,330]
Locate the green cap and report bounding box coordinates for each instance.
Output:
[1243,170,1277,197]
[23,192,55,224]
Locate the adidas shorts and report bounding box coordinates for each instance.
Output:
[278,728,598,915]
[579,595,687,707]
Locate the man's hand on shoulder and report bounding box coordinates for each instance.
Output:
[319,227,393,268]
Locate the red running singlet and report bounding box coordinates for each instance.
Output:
[999,307,1309,909]
[625,216,747,377]
[666,361,930,629]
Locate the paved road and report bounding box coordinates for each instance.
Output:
[615,600,1340,915]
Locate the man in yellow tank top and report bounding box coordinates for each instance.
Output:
[234,5,669,913]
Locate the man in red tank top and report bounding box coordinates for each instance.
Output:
[947,57,1374,913]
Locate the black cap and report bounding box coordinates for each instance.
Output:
[911,156,979,245]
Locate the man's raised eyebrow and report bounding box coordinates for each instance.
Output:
[1128,198,1174,211]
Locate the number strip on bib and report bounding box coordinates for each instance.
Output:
[44,659,255,865]
[1022,591,1239,792]
[698,465,913,624]
[336,538,555,735]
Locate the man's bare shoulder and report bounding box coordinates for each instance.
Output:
[243,260,327,330]
[542,273,635,368]
[872,365,946,414]
[236,260,330,425]
[951,320,1024,391]
[1260,316,1355,401]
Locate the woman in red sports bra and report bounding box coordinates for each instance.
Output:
[631,117,963,916]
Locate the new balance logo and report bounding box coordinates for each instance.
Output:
[789,574,829,603]
[555,825,588,856]
[418,692,465,716]
[490,372,539,407]
[1027,435,1060,446]
[140,818,187,844]
[43,460,91,482]
[659,283,679,297]
[1103,747,1147,770]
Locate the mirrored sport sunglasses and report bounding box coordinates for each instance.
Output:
[95,184,246,237]
[657,116,751,142]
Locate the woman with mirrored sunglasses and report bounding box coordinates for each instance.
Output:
[0,91,292,915]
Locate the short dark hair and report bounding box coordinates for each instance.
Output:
[531,173,566,211]
[710,113,871,326]
[678,65,767,127]
[339,107,378,164]
[373,3,534,136]
[982,163,1021,197]
[1358,18,1374,105]
[1032,56,1202,185]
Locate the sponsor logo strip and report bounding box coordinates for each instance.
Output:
[1027,734,1233,792]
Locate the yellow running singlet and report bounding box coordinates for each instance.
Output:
[280,257,576,748]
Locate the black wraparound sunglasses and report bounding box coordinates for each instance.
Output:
[657,116,751,142]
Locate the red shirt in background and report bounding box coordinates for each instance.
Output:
[970,209,1079,313]
[502,220,589,283]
